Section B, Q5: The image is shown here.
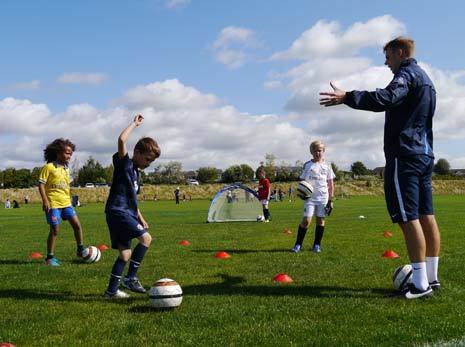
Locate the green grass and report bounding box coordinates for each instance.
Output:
[1,196,465,346]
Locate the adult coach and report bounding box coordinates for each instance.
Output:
[319,37,440,299]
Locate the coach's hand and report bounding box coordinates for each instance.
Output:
[325,200,333,216]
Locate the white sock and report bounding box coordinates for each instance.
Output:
[411,262,429,291]
[426,256,439,283]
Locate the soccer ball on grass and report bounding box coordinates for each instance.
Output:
[149,278,183,309]
[81,246,101,263]
[393,264,413,290]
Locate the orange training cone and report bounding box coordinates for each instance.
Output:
[283,229,292,234]
[179,240,190,245]
[273,273,293,283]
[382,250,400,258]
[97,244,109,250]
[215,251,231,259]
[383,231,393,237]
[28,252,43,259]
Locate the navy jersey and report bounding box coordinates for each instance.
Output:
[105,153,140,218]
[344,58,436,159]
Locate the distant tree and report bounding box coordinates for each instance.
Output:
[15,169,34,188]
[2,168,17,188]
[222,165,243,183]
[350,161,371,176]
[78,157,106,186]
[240,164,254,182]
[275,165,299,182]
[434,158,451,175]
[197,167,219,183]
[105,165,114,184]
[331,162,341,181]
[148,161,184,184]
[259,153,277,182]
[31,167,41,185]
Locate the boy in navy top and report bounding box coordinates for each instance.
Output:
[320,37,440,299]
[104,115,161,298]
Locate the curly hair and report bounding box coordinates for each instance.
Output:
[43,138,76,163]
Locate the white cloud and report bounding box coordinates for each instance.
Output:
[210,26,260,69]
[8,80,41,91]
[263,80,282,90]
[271,15,405,61]
[57,72,109,85]
[267,16,465,170]
[165,0,191,9]
[0,80,310,171]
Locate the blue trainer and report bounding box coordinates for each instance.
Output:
[313,245,321,253]
[44,258,61,266]
[291,244,301,253]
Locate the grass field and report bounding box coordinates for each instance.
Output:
[1,196,465,347]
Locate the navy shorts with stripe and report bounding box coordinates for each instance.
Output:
[106,210,147,250]
[384,155,434,223]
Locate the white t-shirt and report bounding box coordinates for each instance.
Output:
[300,160,335,204]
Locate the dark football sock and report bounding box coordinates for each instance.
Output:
[314,225,325,246]
[126,243,148,278]
[295,225,308,246]
[107,257,127,293]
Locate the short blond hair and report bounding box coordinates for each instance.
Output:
[310,140,325,155]
[384,36,415,58]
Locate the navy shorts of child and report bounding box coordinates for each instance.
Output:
[384,155,434,223]
[46,206,77,225]
[106,210,147,249]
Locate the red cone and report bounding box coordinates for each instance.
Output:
[383,232,393,237]
[382,250,400,258]
[179,240,190,245]
[215,251,231,258]
[273,273,294,283]
[97,244,109,250]
[28,252,43,259]
[0,343,17,347]
[283,229,292,234]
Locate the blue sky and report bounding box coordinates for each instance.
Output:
[1,0,465,172]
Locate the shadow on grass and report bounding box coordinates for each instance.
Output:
[182,274,392,298]
[192,249,293,254]
[0,274,393,305]
[0,259,38,265]
[0,288,147,305]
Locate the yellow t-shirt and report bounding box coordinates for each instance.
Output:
[39,162,72,208]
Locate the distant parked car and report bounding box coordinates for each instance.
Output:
[85,183,95,188]
[186,179,199,185]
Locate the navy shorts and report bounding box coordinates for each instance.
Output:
[106,211,147,250]
[384,155,434,223]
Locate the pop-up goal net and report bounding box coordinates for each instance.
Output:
[207,184,263,222]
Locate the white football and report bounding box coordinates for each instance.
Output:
[81,246,101,264]
[296,180,313,200]
[256,215,265,222]
[393,264,413,290]
[149,278,183,309]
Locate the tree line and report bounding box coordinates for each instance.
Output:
[0,155,456,189]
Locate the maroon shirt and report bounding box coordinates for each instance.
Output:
[258,178,270,200]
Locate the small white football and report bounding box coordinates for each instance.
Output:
[149,278,183,309]
[81,246,101,264]
[393,264,413,290]
[296,180,314,200]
